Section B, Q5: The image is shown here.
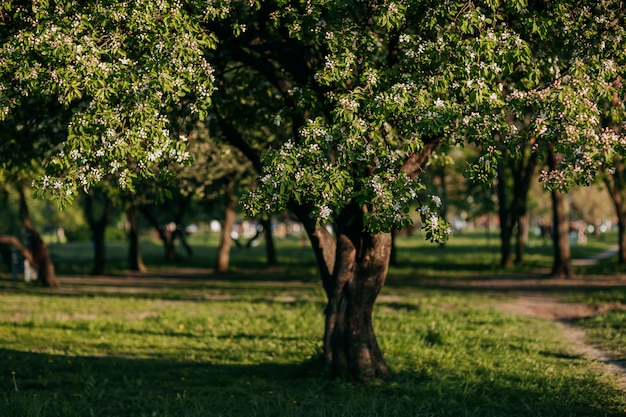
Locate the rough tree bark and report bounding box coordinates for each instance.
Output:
[323,204,391,380]
[17,185,59,287]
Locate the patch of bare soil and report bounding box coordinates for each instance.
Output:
[497,295,618,321]
[497,294,626,391]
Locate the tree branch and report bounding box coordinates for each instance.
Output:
[401,136,442,179]
[0,235,34,265]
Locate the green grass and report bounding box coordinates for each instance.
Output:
[1,278,625,416]
[1,230,625,416]
[563,289,626,360]
[577,310,626,360]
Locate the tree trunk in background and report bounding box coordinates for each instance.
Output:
[389,229,397,266]
[126,205,146,272]
[17,185,59,287]
[548,145,572,278]
[604,159,626,264]
[515,213,529,265]
[85,190,112,275]
[261,216,277,267]
[216,184,236,272]
[550,188,572,277]
[141,207,177,262]
[497,163,514,268]
[515,213,529,264]
[616,208,626,265]
[0,235,34,265]
[435,166,448,249]
[497,146,538,267]
[140,195,192,263]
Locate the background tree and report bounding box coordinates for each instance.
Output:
[495,140,539,267]
[83,187,113,275]
[0,94,71,286]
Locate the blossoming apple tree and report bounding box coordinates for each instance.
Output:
[1,0,624,380]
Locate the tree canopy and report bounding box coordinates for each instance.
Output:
[2,0,624,235]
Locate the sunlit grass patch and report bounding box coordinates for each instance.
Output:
[1,286,625,417]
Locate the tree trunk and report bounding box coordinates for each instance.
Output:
[84,190,112,275]
[497,163,514,268]
[604,160,626,264]
[389,229,397,266]
[617,210,626,264]
[290,203,336,296]
[321,204,391,380]
[126,205,147,272]
[550,188,572,277]
[141,207,177,262]
[216,185,236,273]
[261,216,277,267]
[0,235,35,265]
[17,185,59,287]
[548,145,572,278]
[497,147,538,267]
[515,212,529,265]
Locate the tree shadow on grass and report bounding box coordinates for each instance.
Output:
[1,348,623,417]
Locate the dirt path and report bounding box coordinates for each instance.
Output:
[488,246,626,390]
[497,293,626,391]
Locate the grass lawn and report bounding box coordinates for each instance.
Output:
[1,230,625,416]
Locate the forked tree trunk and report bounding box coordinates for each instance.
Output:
[216,185,236,273]
[301,140,438,380]
[140,196,192,263]
[126,205,147,272]
[324,232,391,380]
[319,204,391,380]
[497,147,538,268]
[17,185,59,287]
[141,207,177,262]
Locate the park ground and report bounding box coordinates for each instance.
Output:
[53,266,626,390]
[1,233,626,416]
